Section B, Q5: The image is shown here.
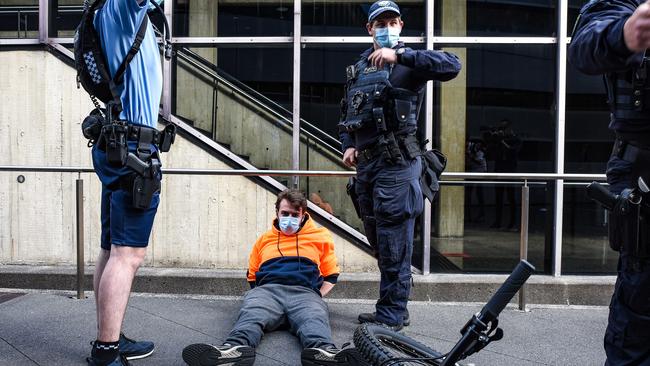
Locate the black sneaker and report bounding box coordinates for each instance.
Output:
[87,354,130,366]
[357,310,410,327]
[118,333,154,360]
[301,345,369,366]
[182,343,255,366]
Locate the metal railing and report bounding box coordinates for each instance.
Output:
[175,47,343,155]
[0,165,607,308]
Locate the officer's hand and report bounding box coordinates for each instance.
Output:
[343,147,357,167]
[624,0,650,52]
[368,48,398,69]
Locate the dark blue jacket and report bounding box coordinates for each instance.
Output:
[568,0,649,134]
[339,43,461,151]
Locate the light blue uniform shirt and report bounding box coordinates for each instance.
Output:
[94,0,162,128]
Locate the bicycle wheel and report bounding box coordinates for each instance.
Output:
[353,323,444,366]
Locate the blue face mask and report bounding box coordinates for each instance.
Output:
[279,216,301,235]
[374,26,401,48]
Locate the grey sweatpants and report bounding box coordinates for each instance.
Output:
[225,284,335,349]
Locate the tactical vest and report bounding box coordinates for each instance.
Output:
[608,58,650,127]
[338,58,418,137]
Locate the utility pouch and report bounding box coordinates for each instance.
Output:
[81,109,105,145]
[103,122,128,167]
[394,99,412,127]
[159,124,177,153]
[381,132,403,164]
[402,135,421,160]
[373,107,386,132]
[420,149,447,202]
[346,177,361,219]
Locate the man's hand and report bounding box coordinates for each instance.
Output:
[320,281,335,297]
[343,147,357,167]
[368,48,398,69]
[624,1,650,52]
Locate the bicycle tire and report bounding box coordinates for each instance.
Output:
[353,323,444,366]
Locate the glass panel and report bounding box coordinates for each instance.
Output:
[436,44,557,174]
[565,62,612,174]
[173,0,293,37]
[302,0,425,37]
[173,45,293,177]
[423,182,550,273]
[435,0,556,37]
[51,1,82,38]
[49,1,168,39]
[0,1,39,38]
[562,184,616,274]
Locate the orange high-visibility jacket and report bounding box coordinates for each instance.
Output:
[247,214,340,294]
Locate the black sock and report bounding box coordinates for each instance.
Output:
[92,340,119,363]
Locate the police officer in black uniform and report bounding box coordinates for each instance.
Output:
[570,1,650,364]
[340,0,461,330]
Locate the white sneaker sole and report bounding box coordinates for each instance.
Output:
[124,349,154,360]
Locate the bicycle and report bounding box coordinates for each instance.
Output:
[352,260,536,366]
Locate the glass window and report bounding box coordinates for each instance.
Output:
[173,45,293,176]
[562,184,616,274]
[565,62,612,174]
[435,0,556,37]
[173,0,293,37]
[425,182,551,273]
[436,44,557,174]
[302,0,425,37]
[0,2,39,39]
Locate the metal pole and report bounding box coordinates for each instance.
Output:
[162,0,173,120]
[291,0,302,189]
[518,181,530,310]
[553,0,569,277]
[76,178,85,299]
[421,0,434,275]
[38,0,48,43]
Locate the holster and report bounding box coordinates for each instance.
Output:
[346,177,361,219]
[121,151,162,210]
[608,190,650,258]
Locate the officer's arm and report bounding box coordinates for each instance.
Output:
[102,0,149,33]
[568,0,643,75]
[398,49,461,81]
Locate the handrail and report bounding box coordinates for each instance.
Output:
[0,165,608,181]
[175,47,343,154]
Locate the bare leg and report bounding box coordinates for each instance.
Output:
[94,249,111,328]
[96,245,146,342]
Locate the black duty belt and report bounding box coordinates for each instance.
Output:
[356,134,419,165]
[97,123,163,151]
[613,138,650,164]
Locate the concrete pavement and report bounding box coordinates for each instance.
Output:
[0,289,608,366]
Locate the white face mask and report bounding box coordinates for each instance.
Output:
[278,216,301,235]
[374,26,401,48]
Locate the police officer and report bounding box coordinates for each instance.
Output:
[84,0,171,365]
[570,1,650,364]
[340,0,461,330]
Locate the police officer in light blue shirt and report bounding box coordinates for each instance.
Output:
[87,1,164,365]
[340,0,461,330]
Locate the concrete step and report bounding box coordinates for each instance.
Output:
[0,265,616,306]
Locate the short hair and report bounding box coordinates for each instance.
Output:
[275,189,308,212]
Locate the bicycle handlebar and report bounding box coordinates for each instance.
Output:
[479,260,535,323]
